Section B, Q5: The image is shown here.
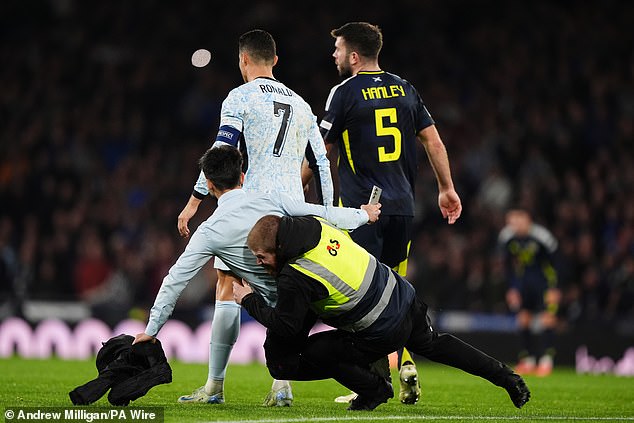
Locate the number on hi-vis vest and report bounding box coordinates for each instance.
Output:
[327,239,341,256]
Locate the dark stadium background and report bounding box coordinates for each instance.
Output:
[1,1,632,366]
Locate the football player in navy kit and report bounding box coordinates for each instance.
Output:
[318,22,462,405]
[499,208,560,377]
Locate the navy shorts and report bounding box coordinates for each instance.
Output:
[519,284,547,312]
[350,215,412,276]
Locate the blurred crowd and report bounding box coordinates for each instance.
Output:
[1,1,632,327]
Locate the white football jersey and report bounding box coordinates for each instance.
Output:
[194,77,333,205]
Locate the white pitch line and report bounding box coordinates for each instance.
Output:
[201,416,634,423]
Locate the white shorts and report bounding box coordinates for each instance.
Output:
[214,257,230,271]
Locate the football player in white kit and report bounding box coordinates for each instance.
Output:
[176,30,334,406]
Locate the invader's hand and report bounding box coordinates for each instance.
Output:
[132,333,155,345]
[361,203,381,223]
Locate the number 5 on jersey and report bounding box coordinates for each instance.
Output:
[273,101,293,157]
[375,108,401,162]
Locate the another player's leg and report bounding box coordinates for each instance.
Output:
[392,268,418,405]
[398,347,420,404]
[388,219,419,405]
[535,305,558,377]
[513,310,536,375]
[179,269,240,404]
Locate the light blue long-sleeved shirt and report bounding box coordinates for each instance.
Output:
[145,189,368,336]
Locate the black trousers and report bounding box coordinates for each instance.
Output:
[264,298,512,397]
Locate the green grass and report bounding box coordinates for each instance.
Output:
[1,358,633,422]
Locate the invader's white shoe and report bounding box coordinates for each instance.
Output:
[263,384,293,407]
[177,386,224,404]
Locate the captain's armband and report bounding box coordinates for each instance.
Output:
[215,125,242,147]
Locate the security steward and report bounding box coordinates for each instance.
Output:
[233,215,531,411]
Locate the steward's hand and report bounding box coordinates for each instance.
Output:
[232,281,253,305]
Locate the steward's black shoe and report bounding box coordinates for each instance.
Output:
[505,373,530,408]
[347,379,393,411]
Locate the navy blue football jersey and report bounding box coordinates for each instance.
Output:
[498,223,559,291]
[320,71,434,216]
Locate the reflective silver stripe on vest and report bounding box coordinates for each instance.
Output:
[294,256,377,316]
[339,270,397,332]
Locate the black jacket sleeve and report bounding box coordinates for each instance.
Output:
[242,267,327,338]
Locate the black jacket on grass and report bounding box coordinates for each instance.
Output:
[69,334,172,406]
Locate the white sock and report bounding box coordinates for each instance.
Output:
[204,379,223,396]
[207,301,241,392]
[271,379,291,391]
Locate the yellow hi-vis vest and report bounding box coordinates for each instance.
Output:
[288,218,397,332]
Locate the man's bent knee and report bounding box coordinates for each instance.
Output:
[267,360,299,380]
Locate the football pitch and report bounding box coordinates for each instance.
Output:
[1,358,633,423]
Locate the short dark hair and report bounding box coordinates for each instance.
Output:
[239,29,276,64]
[199,145,243,191]
[331,22,383,59]
[247,215,280,254]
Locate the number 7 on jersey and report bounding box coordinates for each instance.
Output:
[273,101,293,156]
